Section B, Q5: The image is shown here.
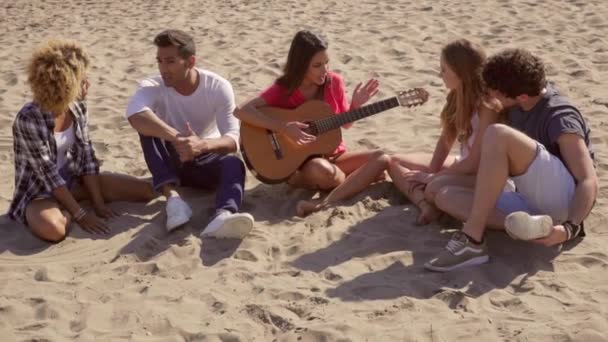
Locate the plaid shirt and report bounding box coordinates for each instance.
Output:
[9,101,99,223]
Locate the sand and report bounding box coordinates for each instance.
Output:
[1,0,607,341]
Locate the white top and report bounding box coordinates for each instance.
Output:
[459,112,479,160]
[457,112,516,192]
[54,122,75,169]
[125,68,240,149]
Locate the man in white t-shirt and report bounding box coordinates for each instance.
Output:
[125,29,254,239]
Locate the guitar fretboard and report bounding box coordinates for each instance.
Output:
[313,97,400,134]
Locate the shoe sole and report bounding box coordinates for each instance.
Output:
[505,212,552,241]
[201,216,254,239]
[424,255,490,272]
[167,213,192,232]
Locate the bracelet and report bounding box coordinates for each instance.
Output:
[73,208,87,221]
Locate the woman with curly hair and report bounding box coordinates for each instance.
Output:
[388,39,505,225]
[9,39,155,242]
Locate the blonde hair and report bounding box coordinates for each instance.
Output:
[27,39,90,114]
[440,39,493,143]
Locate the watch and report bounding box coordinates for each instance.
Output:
[563,220,583,240]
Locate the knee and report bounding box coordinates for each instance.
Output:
[483,123,514,145]
[38,218,68,243]
[306,159,343,190]
[222,156,246,174]
[424,177,445,202]
[434,186,452,212]
[370,150,391,169]
[388,157,405,177]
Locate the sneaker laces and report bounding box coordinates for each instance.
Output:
[445,232,467,254]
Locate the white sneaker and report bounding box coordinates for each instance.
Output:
[166,196,193,232]
[200,210,254,239]
[505,211,553,241]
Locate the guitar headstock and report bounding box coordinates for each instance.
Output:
[396,88,429,108]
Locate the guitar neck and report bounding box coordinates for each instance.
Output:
[314,97,400,134]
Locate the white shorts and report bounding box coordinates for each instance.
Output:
[496,144,575,224]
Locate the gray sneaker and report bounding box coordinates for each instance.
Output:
[425,231,489,272]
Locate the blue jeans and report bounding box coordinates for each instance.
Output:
[139,135,245,214]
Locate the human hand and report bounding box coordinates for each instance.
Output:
[93,204,118,219]
[76,211,110,235]
[281,121,316,146]
[351,78,379,109]
[403,171,434,184]
[174,122,207,161]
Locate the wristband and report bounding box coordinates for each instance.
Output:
[563,220,582,241]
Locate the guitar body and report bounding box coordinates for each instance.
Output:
[240,100,342,183]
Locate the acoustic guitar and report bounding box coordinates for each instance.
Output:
[240,88,429,183]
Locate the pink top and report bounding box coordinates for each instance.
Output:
[260,71,349,156]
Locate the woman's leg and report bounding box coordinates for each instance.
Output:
[387,153,457,225]
[25,173,154,243]
[434,185,507,230]
[25,199,71,243]
[424,174,476,203]
[73,172,156,203]
[288,157,345,190]
[296,150,391,216]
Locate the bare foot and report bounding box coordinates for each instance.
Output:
[532,225,568,247]
[416,200,442,225]
[296,199,324,217]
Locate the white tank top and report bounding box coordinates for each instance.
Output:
[54,122,75,170]
[457,112,516,192]
[459,112,479,160]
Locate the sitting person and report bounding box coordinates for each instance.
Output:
[125,29,254,239]
[425,48,598,272]
[9,39,155,242]
[389,39,503,224]
[235,30,391,217]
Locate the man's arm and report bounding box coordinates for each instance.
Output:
[128,109,180,142]
[173,79,239,161]
[211,79,239,154]
[558,133,598,224]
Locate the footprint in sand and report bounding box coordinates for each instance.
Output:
[233,249,258,262]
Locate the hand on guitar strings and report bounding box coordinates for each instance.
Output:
[350,78,380,109]
[280,121,316,146]
[174,122,209,162]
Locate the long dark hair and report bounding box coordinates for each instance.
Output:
[276,30,328,95]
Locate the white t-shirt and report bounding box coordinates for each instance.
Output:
[54,122,75,170]
[125,68,239,148]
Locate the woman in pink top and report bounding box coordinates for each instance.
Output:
[236,30,390,217]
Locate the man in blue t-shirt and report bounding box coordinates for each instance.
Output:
[425,49,598,272]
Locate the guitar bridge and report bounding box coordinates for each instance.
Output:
[266,129,283,160]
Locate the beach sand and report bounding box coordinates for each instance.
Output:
[1,0,607,340]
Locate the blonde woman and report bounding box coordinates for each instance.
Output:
[9,39,155,242]
[389,39,504,225]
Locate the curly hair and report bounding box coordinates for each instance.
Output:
[439,39,489,144]
[482,48,546,98]
[27,39,90,114]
